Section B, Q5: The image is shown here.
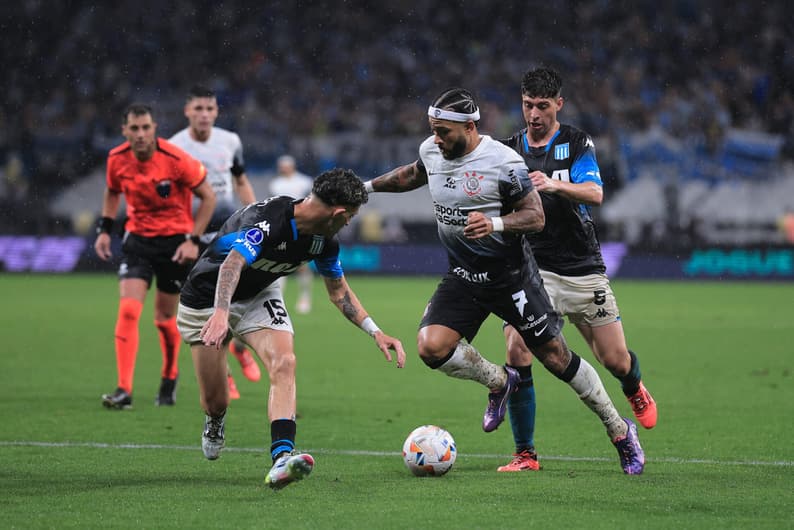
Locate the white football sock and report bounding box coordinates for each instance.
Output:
[436,342,506,391]
[567,357,627,440]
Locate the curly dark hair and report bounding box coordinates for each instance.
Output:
[521,67,562,99]
[312,168,368,207]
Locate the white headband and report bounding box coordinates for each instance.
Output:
[427,106,480,122]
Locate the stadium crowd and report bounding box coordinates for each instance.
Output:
[1,0,793,235]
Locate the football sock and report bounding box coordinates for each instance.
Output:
[433,342,507,391]
[115,297,143,393]
[558,351,627,440]
[271,419,297,461]
[618,350,642,396]
[507,364,536,452]
[155,317,180,380]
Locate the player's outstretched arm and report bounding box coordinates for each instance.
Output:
[365,160,428,194]
[200,249,246,350]
[323,276,406,368]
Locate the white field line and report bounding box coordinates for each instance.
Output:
[1,440,792,467]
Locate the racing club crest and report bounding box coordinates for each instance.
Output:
[463,171,484,197]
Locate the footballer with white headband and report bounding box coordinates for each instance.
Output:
[365,87,645,475]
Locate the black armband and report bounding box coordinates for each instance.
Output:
[96,216,114,235]
[185,234,201,245]
[230,160,245,177]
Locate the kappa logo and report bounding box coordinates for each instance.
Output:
[276,242,287,251]
[255,220,271,236]
[245,228,264,245]
[595,308,609,318]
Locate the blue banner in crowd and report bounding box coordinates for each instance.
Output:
[0,235,792,280]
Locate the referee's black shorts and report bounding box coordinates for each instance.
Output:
[119,233,193,294]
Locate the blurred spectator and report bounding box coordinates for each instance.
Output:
[780,207,794,244]
[269,154,314,314]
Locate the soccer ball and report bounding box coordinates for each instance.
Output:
[402,425,457,477]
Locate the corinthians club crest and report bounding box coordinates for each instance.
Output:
[462,171,484,197]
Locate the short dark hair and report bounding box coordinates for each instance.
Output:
[122,103,153,124]
[521,67,562,99]
[312,168,368,208]
[431,87,480,124]
[187,85,216,102]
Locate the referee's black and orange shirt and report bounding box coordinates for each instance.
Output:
[107,138,207,237]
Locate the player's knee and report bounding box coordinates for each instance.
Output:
[268,351,297,380]
[117,298,143,323]
[601,348,631,376]
[417,335,457,367]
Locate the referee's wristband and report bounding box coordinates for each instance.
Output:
[360,316,381,337]
[96,216,114,235]
[491,216,504,232]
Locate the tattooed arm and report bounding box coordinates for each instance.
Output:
[323,275,372,326]
[199,250,247,349]
[323,275,407,368]
[368,161,428,193]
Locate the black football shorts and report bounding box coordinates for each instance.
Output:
[119,233,193,294]
[420,266,562,347]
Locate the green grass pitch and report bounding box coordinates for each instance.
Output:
[1,274,792,529]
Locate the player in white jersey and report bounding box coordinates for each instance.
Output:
[169,87,256,226]
[269,155,315,314]
[366,87,644,475]
[169,85,261,399]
